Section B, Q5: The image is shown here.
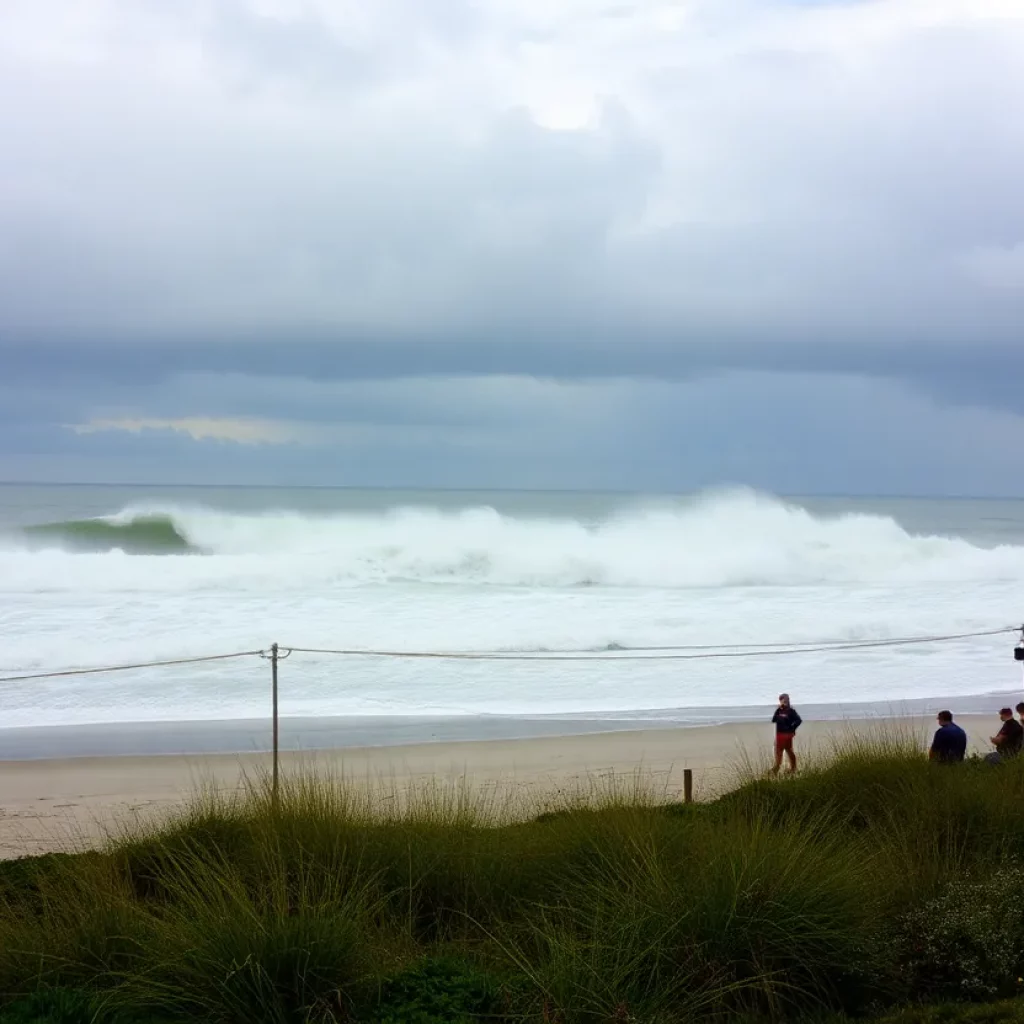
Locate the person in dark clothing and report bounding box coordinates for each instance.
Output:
[1016,702,1024,728]
[929,710,967,763]
[771,693,802,775]
[986,708,1024,765]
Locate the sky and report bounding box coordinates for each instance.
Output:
[1,0,1023,495]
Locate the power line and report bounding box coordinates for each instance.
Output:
[286,625,1017,663]
[0,625,1015,684]
[499,625,1019,654]
[0,649,265,684]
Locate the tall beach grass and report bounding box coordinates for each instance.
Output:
[3,733,1024,1023]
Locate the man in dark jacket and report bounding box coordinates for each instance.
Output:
[771,693,802,775]
[929,710,967,763]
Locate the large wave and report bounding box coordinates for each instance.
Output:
[8,490,1024,587]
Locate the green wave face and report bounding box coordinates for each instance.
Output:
[23,515,196,554]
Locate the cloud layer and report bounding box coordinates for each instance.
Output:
[1,0,1023,492]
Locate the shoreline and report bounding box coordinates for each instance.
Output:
[0,713,1001,860]
[1,687,1019,760]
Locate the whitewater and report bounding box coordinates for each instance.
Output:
[1,485,1022,731]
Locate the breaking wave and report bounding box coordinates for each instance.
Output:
[22,515,194,554]
[8,490,1024,587]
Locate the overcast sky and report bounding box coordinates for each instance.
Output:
[2,0,1023,495]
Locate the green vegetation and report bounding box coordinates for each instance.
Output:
[3,734,1024,1022]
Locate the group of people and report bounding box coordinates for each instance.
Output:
[767,693,1024,772]
[929,704,1024,764]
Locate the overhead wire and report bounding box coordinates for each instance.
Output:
[287,625,1017,662]
[0,625,1016,684]
[0,649,265,684]
[593,626,1016,652]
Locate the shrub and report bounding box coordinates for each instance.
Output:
[365,956,507,1024]
[888,865,1024,1002]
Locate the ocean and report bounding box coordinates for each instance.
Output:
[1,483,1023,753]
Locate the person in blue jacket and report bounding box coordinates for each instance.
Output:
[929,710,967,763]
[771,693,802,775]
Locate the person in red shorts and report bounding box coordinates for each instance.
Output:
[771,693,802,775]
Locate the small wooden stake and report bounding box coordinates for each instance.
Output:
[683,768,693,804]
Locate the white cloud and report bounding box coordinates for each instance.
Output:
[70,416,312,444]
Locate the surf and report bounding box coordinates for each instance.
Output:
[7,490,1024,587]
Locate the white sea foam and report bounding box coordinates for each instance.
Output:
[0,489,1021,729]
[6,488,1024,588]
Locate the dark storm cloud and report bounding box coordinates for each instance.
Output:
[5,371,1023,498]
[5,333,1024,418]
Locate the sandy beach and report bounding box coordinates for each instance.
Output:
[0,713,999,859]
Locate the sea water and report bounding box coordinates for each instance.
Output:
[0,483,1023,731]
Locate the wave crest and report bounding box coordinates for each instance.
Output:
[22,514,195,555]
[10,490,1024,587]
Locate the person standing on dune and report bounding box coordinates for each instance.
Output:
[772,693,802,775]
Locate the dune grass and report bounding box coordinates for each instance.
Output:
[3,735,1024,1023]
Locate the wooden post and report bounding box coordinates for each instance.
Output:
[683,768,693,804]
[271,642,279,804]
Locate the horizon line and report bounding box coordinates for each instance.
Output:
[0,480,1020,502]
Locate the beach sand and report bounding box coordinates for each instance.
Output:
[0,714,997,859]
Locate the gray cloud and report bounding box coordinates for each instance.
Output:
[2,0,1022,345]
[1,0,1023,492]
